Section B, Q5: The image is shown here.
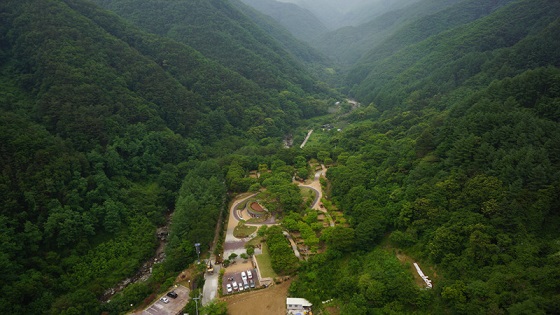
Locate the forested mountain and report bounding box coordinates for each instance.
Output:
[89,0,328,92]
[289,0,560,313]
[0,0,332,313]
[2,0,560,313]
[311,0,461,66]
[237,0,328,42]
[228,0,330,67]
[348,0,560,107]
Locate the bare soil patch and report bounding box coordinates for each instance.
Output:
[223,279,291,315]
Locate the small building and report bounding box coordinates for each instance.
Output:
[321,124,334,131]
[287,297,312,315]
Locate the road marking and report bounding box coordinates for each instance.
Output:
[144,308,157,315]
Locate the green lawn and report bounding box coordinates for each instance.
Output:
[233,222,257,238]
[255,243,277,278]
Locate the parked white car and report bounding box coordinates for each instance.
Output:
[160,297,169,304]
[247,270,253,279]
[232,281,238,290]
[241,271,247,280]
[226,283,232,293]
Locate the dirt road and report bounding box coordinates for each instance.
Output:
[300,129,313,148]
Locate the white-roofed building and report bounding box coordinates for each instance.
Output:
[286,297,312,315]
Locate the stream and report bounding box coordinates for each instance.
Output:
[100,225,169,302]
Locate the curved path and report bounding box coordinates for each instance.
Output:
[223,193,259,258]
[297,165,334,226]
[298,165,326,211]
[231,193,258,222]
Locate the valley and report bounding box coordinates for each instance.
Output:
[0,0,559,314]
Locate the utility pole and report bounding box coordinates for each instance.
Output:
[193,293,202,315]
[194,243,201,263]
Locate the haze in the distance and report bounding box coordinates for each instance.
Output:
[275,0,420,28]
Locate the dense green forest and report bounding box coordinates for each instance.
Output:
[0,0,331,313]
[288,0,560,314]
[293,67,560,314]
[236,0,328,43]
[1,0,559,314]
[90,0,328,91]
[310,0,467,66]
[348,0,560,107]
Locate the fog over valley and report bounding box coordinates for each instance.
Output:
[268,0,421,28]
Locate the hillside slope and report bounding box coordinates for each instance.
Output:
[0,0,329,313]
[91,0,324,92]
[238,0,328,42]
[229,0,330,67]
[290,2,560,314]
[311,0,461,65]
[348,0,560,108]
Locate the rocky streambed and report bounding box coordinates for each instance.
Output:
[100,225,168,302]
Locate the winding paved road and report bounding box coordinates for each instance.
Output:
[297,165,334,226]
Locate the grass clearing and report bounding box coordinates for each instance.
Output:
[245,236,263,247]
[255,243,277,278]
[233,222,257,238]
[382,236,438,288]
[303,128,332,148]
[299,186,316,205]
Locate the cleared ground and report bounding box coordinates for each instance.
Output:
[223,279,291,315]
